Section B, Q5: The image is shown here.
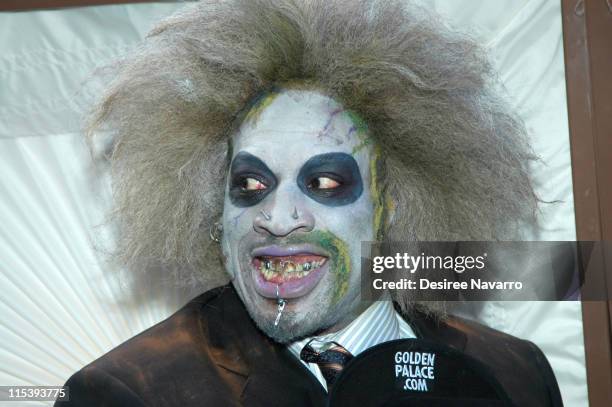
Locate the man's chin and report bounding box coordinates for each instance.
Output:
[245,302,332,344]
[234,281,339,343]
[249,311,307,344]
[257,322,300,344]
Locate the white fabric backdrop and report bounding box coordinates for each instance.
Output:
[0,1,587,405]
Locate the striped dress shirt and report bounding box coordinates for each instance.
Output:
[288,300,415,391]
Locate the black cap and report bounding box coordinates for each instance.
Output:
[329,339,513,406]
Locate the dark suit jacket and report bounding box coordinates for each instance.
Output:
[56,285,563,406]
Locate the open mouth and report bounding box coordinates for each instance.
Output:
[250,246,330,299]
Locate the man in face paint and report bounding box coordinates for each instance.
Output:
[56,1,565,404]
[222,88,376,343]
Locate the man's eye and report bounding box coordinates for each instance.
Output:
[309,176,341,190]
[241,177,267,191]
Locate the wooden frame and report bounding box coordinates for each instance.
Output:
[562,0,612,406]
[0,0,161,12]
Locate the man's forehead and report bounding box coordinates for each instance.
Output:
[232,90,367,156]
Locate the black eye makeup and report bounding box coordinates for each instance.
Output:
[297,152,363,206]
[229,152,277,207]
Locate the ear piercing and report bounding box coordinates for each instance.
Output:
[291,207,299,220]
[209,222,223,243]
[260,209,272,221]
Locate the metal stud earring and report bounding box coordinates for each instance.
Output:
[291,207,299,220]
[260,209,272,221]
[209,222,223,243]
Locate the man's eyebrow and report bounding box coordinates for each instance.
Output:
[296,152,364,206]
[298,152,360,171]
[230,151,275,176]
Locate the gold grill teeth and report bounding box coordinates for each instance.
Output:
[258,257,327,281]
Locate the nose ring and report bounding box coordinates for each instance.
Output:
[291,207,299,220]
[260,209,272,221]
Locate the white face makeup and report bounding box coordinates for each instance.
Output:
[221,90,375,342]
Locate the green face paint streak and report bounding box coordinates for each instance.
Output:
[287,230,351,305]
[345,110,368,133]
[244,91,279,125]
[352,137,372,155]
[369,146,387,241]
[346,110,372,155]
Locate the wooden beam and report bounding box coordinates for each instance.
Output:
[561,0,612,406]
[0,0,162,12]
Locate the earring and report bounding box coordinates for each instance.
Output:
[260,209,272,221]
[291,207,299,220]
[209,222,223,243]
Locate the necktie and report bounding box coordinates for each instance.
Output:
[300,340,353,389]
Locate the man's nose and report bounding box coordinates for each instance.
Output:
[253,189,315,237]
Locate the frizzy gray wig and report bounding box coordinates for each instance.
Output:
[88,0,538,305]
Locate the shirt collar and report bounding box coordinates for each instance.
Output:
[289,300,405,358]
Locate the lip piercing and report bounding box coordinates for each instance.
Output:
[291,207,299,220]
[260,209,272,221]
[274,285,287,327]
